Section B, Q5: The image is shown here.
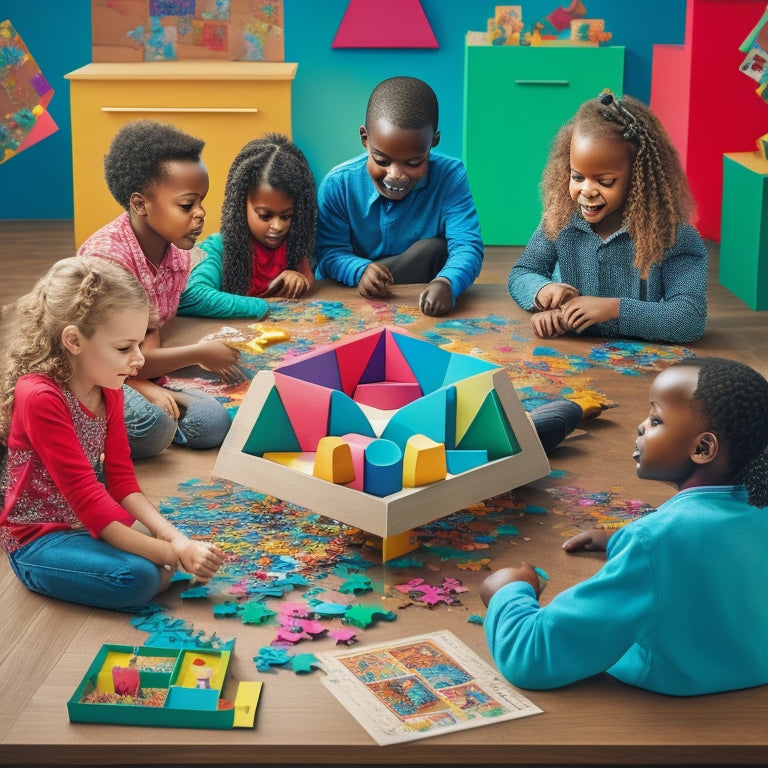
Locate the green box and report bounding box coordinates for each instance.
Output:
[67,644,261,729]
[720,152,768,311]
[463,43,624,245]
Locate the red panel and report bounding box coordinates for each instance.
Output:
[651,0,768,241]
[332,0,438,48]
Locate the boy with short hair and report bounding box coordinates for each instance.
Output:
[314,76,484,317]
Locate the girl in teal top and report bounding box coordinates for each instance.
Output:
[178,133,317,318]
[481,357,768,696]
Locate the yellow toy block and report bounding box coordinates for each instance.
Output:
[263,452,316,474]
[402,434,447,487]
[366,529,419,561]
[313,436,355,484]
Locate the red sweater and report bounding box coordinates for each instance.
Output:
[0,375,140,552]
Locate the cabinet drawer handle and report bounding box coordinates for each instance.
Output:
[101,107,260,113]
[513,79,569,86]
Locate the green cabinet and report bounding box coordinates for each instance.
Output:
[463,44,625,245]
[719,152,768,311]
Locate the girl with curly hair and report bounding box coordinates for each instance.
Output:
[77,120,238,459]
[508,91,708,344]
[0,257,224,610]
[178,132,317,317]
[481,356,768,696]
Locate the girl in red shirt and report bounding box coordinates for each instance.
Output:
[0,257,224,610]
[178,133,317,317]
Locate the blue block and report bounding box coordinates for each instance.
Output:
[363,439,403,497]
[328,390,376,438]
[445,449,488,475]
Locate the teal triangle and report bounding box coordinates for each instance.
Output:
[328,390,376,438]
[457,390,520,460]
[381,385,456,450]
[390,332,450,394]
[242,386,300,456]
[442,354,499,387]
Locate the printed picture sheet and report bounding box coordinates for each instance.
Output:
[315,629,542,745]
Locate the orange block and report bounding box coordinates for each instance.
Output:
[402,434,447,487]
[313,436,355,484]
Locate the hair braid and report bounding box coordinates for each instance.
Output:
[220,133,317,295]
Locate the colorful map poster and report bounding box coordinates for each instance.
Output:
[315,630,542,745]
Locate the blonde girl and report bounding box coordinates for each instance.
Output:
[0,257,224,610]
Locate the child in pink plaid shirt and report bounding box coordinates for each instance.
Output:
[78,120,239,458]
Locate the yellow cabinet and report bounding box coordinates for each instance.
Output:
[65,61,297,246]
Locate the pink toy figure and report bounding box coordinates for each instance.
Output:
[192,657,215,689]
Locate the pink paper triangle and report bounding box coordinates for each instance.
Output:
[332,0,438,48]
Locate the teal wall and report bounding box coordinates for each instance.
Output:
[0,0,686,220]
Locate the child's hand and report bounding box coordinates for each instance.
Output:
[560,296,620,333]
[530,308,569,338]
[358,263,394,298]
[173,538,225,582]
[534,282,579,310]
[127,379,180,419]
[562,528,614,552]
[195,340,241,375]
[419,278,453,317]
[263,270,311,300]
[479,563,541,606]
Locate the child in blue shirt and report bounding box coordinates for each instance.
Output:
[315,76,484,317]
[480,357,768,696]
[508,91,707,343]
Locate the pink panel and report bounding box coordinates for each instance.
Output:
[273,372,333,451]
[334,327,386,395]
[353,381,422,410]
[342,433,376,491]
[384,328,419,384]
[332,0,438,49]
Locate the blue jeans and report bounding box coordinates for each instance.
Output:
[377,237,448,283]
[529,399,582,454]
[7,529,161,610]
[124,384,232,459]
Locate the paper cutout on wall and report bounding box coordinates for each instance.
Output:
[90,0,284,62]
[0,19,58,164]
[332,0,438,49]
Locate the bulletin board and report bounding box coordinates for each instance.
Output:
[91,0,284,62]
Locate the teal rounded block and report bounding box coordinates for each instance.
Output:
[363,439,403,497]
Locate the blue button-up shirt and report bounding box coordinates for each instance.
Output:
[315,152,484,302]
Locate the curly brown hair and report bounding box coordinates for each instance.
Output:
[540,92,696,278]
[104,119,205,210]
[0,257,148,440]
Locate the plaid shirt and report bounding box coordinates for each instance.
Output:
[77,212,191,328]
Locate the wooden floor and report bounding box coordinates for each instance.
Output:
[2,220,768,767]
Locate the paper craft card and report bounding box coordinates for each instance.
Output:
[315,630,542,745]
[0,19,57,164]
[90,0,284,62]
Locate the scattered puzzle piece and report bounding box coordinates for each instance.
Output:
[240,602,278,625]
[291,653,320,674]
[338,574,373,594]
[342,605,397,628]
[253,646,291,672]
